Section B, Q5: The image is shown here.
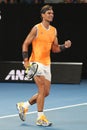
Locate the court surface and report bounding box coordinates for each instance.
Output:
[0,79,87,130]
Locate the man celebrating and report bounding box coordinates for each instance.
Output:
[16,5,72,126]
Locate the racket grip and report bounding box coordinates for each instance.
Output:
[22,61,24,64]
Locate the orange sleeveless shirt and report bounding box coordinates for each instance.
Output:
[29,23,56,65]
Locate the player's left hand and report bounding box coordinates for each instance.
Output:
[64,40,72,48]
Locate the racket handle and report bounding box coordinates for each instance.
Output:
[22,61,24,64]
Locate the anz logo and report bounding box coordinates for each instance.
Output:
[5,69,27,81]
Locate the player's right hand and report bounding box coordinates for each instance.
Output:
[23,60,29,69]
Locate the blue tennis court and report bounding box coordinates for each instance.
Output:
[0,79,87,130]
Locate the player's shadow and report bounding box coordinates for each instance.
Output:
[20,123,36,127]
[21,123,63,130]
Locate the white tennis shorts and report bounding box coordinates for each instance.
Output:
[34,62,51,81]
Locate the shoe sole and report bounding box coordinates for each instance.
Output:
[36,122,52,127]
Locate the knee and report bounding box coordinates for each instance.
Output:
[45,91,50,97]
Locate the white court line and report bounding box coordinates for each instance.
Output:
[0,102,87,119]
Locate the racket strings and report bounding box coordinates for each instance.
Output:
[25,63,38,80]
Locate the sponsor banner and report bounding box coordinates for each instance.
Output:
[0,61,83,83]
[0,61,30,82]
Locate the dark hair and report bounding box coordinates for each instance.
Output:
[40,5,53,14]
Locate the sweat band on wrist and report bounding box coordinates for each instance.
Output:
[22,51,28,60]
[60,44,66,51]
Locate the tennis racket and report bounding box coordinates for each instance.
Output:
[24,62,38,80]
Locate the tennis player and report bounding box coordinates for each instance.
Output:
[16,5,72,126]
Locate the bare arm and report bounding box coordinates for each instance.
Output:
[22,26,37,52]
[51,29,61,53]
[22,26,37,68]
[51,37,61,53]
[51,29,72,53]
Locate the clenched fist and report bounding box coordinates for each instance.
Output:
[64,40,72,48]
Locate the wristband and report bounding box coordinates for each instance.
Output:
[60,44,66,51]
[22,51,28,60]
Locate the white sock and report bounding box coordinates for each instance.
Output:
[23,101,31,108]
[38,111,44,118]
